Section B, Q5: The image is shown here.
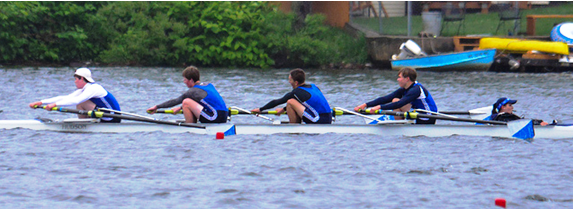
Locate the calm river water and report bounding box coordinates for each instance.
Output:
[1,67,572,208]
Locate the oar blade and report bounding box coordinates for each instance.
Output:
[469,106,493,115]
[507,119,535,142]
[468,107,491,120]
[205,124,236,136]
[364,115,395,124]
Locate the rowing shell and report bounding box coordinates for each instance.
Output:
[1,119,572,139]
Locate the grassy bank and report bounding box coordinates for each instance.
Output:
[352,3,573,36]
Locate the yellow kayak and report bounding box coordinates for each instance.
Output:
[479,37,570,55]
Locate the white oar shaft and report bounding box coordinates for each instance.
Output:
[98,108,157,120]
[414,109,458,118]
[335,107,386,123]
[231,106,274,122]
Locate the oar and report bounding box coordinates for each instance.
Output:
[362,109,534,141]
[414,109,458,118]
[150,109,182,114]
[229,106,281,124]
[363,109,506,125]
[98,108,156,120]
[34,105,205,129]
[360,107,491,124]
[157,108,347,116]
[439,106,492,115]
[335,107,390,124]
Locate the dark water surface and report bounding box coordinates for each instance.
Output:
[1,67,572,208]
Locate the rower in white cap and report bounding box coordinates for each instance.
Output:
[29,68,122,123]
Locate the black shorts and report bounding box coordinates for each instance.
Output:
[415,118,436,125]
[199,110,228,123]
[101,117,121,123]
[302,112,332,124]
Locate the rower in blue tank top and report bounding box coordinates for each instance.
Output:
[29,68,122,123]
[354,67,438,124]
[147,66,228,123]
[251,68,332,124]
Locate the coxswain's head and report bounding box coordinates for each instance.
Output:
[492,97,517,114]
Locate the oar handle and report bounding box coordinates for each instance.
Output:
[150,109,182,114]
[336,107,387,123]
[230,106,275,122]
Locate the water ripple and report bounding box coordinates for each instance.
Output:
[0,67,572,208]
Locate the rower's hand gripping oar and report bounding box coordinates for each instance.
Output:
[230,106,281,125]
[33,105,206,129]
[365,109,535,142]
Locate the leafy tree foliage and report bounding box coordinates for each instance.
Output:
[0,2,367,68]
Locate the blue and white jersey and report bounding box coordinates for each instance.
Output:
[408,82,438,112]
[193,83,228,120]
[297,84,332,115]
[41,83,121,121]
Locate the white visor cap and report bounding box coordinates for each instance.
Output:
[74,68,95,83]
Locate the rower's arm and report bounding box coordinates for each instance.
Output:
[44,85,105,106]
[377,87,418,110]
[40,89,83,104]
[156,88,206,108]
[259,91,297,111]
[366,88,403,108]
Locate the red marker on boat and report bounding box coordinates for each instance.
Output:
[216,132,225,140]
[495,198,506,208]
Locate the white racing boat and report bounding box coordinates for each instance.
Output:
[3,105,570,141]
[1,118,572,140]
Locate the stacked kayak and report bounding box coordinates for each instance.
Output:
[479,37,569,55]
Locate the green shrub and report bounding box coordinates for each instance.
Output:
[260,10,367,67]
[0,2,367,68]
[0,2,106,63]
[97,1,274,67]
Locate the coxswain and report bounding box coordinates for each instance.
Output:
[488,97,549,126]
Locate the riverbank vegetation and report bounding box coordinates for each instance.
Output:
[0,2,367,68]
